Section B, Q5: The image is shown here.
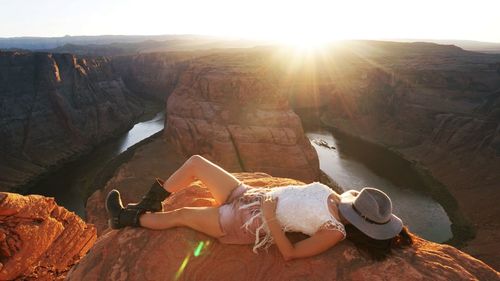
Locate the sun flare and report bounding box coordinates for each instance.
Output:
[277,35,331,52]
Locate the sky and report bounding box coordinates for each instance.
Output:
[1,0,499,43]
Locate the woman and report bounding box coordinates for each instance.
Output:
[106,155,413,261]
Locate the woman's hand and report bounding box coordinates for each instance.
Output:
[261,195,278,220]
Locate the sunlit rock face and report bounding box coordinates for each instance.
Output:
[165,52,320,183]
[279,41,500,269]
[0,192,96,280]
[0,51,143,192]
[71,173,499,281]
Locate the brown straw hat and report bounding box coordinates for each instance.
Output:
[339,187,403,240]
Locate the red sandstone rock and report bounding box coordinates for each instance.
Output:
[165,55,320,183]
[70,173,499,281]
[0,192,96,280]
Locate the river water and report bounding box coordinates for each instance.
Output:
[307,130,452,243]
[28,111,165,218]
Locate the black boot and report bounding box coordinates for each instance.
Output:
[106,189,144,229]
[126,178,170,212]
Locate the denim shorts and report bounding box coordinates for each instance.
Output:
[217,183,265,245]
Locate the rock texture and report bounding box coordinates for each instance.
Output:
[0,192,96,280]
[165,52,320,183]
[72,173,499,281]
[0,51,143,192]
[112,52,197,101]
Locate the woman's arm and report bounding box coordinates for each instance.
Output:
[262,196,344,261]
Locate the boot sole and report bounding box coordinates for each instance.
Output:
[105,190,123,229]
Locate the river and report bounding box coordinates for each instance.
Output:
[28,111,165,218]
[307,130,453,243]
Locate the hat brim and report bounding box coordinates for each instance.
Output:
[339,190,403,240]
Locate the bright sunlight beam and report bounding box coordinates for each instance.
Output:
[276,34,332,51]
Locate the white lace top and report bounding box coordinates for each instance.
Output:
[239,182,346,253]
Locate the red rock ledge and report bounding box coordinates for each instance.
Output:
[70,173,499,281]
[0,192,96,281]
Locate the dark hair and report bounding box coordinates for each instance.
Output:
[345,224,414,261]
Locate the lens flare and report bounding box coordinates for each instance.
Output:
[174,240,212,280]
[174,255,190,280]
[193,242,204,257]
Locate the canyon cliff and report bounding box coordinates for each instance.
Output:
[279,41,500,269]
[111,52,198,101]
[0,51,143,192]
[0,192,96,280]
[165,52,320,183]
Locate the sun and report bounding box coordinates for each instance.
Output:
[274,32,333,53]
[263,16,338,53]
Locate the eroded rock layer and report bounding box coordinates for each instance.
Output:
[165,53,320,183]
[0,192,96,280]
[0,51,143,191]
[111,52,196,101]
[73,173,499,281]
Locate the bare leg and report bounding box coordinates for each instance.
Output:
[135,156,239,237]
[139,206,225,238]
[162,155,241,204]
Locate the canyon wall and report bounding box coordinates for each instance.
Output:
[111,52,197,101]
[282,41,500,269]
[0,51,143,191]
[165,52,320,183]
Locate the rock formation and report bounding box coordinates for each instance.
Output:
[0,192,96,280]
[165,52,320,183]
[0,51,143,192]
[111,52,198,101]
[276,41,500,269]
[72,172,499,281]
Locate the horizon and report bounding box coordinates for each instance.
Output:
[1,0,500,45]
[1,33,500,45]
